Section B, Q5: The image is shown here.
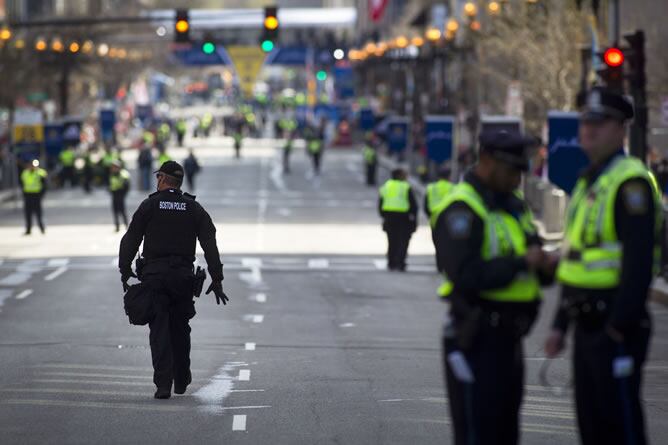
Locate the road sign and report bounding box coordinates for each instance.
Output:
[547,111,589,195]
[227,46,266,98]
[99,108,116,144]
[386,117,409,153]
[425,115,455,163]
[13,108,44,145]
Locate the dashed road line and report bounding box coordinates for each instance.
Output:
[232,414,247,431]
[252,293,267,303]
[44,266,68,281]
[244,314,264,324]
[245,342,256,351]
[15,289,33,300]
[308,258,330,269]
[47,258,70,267]
[238,370,251,381]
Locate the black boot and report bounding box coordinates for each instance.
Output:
[154,387,171,399]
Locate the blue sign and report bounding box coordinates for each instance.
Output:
[99,109,116,144]
[333,66,354,99]
[171,46,232,66]
[61,119,81,145]
[359,108,374,131]
[44,123,64,157]
[387,118,409,153]
[265,47,334,66]
[547,111,589,195]
[425,115,455,163]
[136,105,153,127]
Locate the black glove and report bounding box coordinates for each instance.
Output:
[121,270,137,292]
[205,280,229,305]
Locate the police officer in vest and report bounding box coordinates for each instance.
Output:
[119,161,229,399]
[379,168,418,271]
[544,87,661,445]
[109,160,131,232]
[424,167,454,272]
[21,159,48,235]
[435,130,556,445]
[58,145,76,188]
[363,133,378,186]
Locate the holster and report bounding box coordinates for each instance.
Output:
[193,266,206,298]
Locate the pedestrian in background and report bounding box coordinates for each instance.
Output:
[109,161,131,232]
[378,168,417,271]
[21,159,48,235]
[183,148,201,191]
[363,132,378,186]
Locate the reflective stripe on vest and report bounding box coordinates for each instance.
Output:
[110,169,130,192]
[380,180,410,213]
[427,180,454,226]
[21,168,46,194]
[437,182,540,302]
[556,155,663,289]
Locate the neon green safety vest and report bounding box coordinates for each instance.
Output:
[59,149,75,167]
[110,169,130,192]
[379,179,411,213]
[437,182,541,302]
[556,156,663,289]
[363,146,376,164]
[21,168,47,194]
[308,140,322,154]
[426,179,454,227]
[158,153,171,164]
[176,120,187,134]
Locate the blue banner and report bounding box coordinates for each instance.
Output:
[265,47,334,66]
[387,118,409,153]
[44,123,64,158]
[171,45,232,66]
[99,109,116,144]
[425,115,455,163]
[61,119,82,145]
[333,66,354,99]
[547,111,589,195]
[359,108,374,131]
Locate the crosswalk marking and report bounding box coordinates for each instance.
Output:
[15,289,33,300]
[232,415,247,431]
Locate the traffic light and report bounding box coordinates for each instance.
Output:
[316,70,327,81]
[174,9,190,43]
[597,47,624,93]
[624,31,645,92]
[202,35,216,54]
[260,6,279,52]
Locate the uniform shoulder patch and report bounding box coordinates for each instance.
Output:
[621,181,648,215]
[445,209,473,239]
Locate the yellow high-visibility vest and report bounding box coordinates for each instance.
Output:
[379,179,411,213]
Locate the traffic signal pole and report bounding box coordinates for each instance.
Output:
[625,31,648,161]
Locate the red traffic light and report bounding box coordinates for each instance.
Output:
[603,47,624,67]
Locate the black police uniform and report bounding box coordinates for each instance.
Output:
[119,163,223,396]
[550,87,655,445]
[378,186,418,271]
[436,132,552,445]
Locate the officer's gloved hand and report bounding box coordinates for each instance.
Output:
[121,270,137,292]
[205,280,229,305]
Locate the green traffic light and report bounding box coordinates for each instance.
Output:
[202,42,215,54]
[261,40,274,52]
[316,70,327,81]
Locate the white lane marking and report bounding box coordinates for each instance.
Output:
[44,266,68,281]
[47,258,70,267]
[270,156,287,192]
[230,389,264,393]
[339,323,356,328]
[15,289,33,300]
[308,258,330,269]
[373,259,387,270]
[241,258,263,268]
[245,342,256,351]
[0,272,32,286]
[193,364,235,415]
[243,314,264,324]
[232,414,247,431]
[253,293,267,303]
[238,370,251,381]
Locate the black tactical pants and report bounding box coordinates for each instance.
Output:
[443,325,524,445]
[111,193,127,231]
[365,163,376,186]
[573,322,650,445]
[23,193,44,234]
[383,216,413,270]
[143,264,195,390]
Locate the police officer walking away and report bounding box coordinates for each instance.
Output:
[363,133,378,186]
[544,87,661,445]
[424,167,454,272]
[21,159,48,235]
[118,161,229,399]
[378,168,417,271]
[109,161,130,232]
[435,130,556,445]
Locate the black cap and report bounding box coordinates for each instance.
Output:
[154,160,184,178]
[479,129,532,171]
[576,87,634,122]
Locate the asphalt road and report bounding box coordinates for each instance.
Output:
[0,135,667,444]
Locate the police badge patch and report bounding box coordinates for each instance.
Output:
[622,182,648,215]
[446,210,473,239]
